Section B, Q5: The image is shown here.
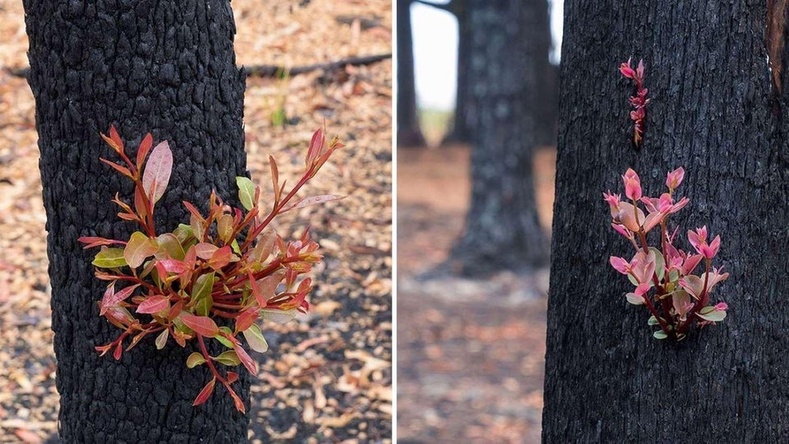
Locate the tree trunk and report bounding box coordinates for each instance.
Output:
[442,0,474,144]
[397,0,427,147]
[448,0,549,276]
[543,1,789,442]
[24,1,251,441]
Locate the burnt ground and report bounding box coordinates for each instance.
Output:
[0,1,391,443]
[396,144,555,443]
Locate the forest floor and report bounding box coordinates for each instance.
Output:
[0,1,391,443]
[397,144,555,443]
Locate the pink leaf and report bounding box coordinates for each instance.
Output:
[100,283,140,316]
[142,141,173,205]
[234,343,258,375]
[136,295,171,314]
[195,242,218,260]
[181,313,219,337]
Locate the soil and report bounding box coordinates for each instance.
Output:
[396,144,555,443]
[0,1,392,443]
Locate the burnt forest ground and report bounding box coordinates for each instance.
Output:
[0,1,391,443]
[397,110,555,443]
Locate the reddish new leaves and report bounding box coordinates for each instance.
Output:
[78,126,342,411]
[620,58,649,148]
[605,168,729,340]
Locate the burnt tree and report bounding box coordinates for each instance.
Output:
[24,1,251,441]
[417,0,556,146]
[543,1,789,442]
[397,0,427,147]
[448,0,550,276]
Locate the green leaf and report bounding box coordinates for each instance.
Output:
[236,177,256,211]
[697,307,727,322]
[647,315,659,326]
[156,233,185,260]
[124,231,158,269]
[191,272,215,316]
[260,308,297,324]
[186,352,206,368]
[231,239,241,255]
[217,214,233,244]
[155,329,169,350]
[142,141,173,205]
[174,224,194,245]
[92,248,128,268]
[214,350,241,367]
[214,334,234,349]
[242,324,269,353]
[625,293,645,305]
[653,331,668,340]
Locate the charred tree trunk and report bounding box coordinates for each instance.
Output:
[543,1,789,442]
[442,0,474,144]
[397,0,427,147]
[448,0,549,276]
[24,1,250,441]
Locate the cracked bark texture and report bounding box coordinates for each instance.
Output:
[449,0,550,276]
[24,1,250,442]
[543,1,789,442]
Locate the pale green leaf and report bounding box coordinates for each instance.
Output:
[93,248,127,268]
[242,324,269,353]
[186,352,206,368]
[236,177,256,211]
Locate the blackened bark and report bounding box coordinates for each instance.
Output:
[24,1,250,442]
[442,0,474,144]
[448,0,549,276]
[543,1,789,442]
[397,0,427,147]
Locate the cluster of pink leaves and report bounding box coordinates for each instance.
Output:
[620,58,649,148]
[604,167,729,340]
[79,126,342,411]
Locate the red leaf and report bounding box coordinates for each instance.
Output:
[100,158,133,178]
[182,200,204,221]
[208,246,232,270]
[134,185,149,220]
[157,259,188,274]
[192,377,216,406]
[281,194,344,213]
[142,141,173,205]
[234,343,258,375]
[269,155,279,201]
[229,387,246,413]
[101,125,123,154]
[78,236,123,249]
[136,133,153,171]
[181,313,219,337]
[306,128,324,167]
[234,307,259,334]
[226,371,239,384]
[109,125,123,151]
[136,295,171,314]
[113,342,123,360]
[99,283,140,315]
